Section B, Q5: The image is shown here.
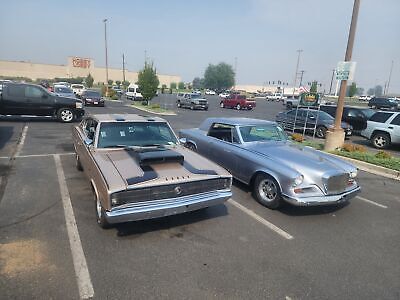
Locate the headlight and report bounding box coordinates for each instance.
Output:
[349,170,358,178]
[76,102,83,109]
[292,175,304,187]
[111,194,119,206]
[223,177,232,189]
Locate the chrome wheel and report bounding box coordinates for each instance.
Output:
[59,108,74,122]
[372,133,390,149]
[220,102,224,108]
[96,195,102,222]
[258,178,278,202]
[236,104,241,110]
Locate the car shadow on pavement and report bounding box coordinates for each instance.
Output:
[0,126,14,150]
[114,204,228,237]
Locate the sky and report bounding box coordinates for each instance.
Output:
[1,0,399,93]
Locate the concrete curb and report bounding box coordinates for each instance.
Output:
[104,99,123,103]
[126,105,177,116]
[329,153,400,181]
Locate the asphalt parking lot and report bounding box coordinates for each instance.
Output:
[0,96,399,299]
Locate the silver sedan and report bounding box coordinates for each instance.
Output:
[179,117,360,209]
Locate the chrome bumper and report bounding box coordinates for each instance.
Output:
[282,186,361,206]
[105,190,232,224]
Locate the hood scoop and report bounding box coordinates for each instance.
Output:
[129,149,184,167]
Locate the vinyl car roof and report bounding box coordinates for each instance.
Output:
[90,114,166,123]
[199,118,275,131]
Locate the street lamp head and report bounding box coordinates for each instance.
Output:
[103,18,108,23]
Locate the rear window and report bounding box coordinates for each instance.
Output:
[8,85,25,97]
[369,112,393,123]
[84,91,101,97]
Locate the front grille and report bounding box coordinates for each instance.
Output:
[198,100,208,105]
[113,178,229,205]
[325,174,349,194]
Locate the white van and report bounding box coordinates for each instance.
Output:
[126,84,143,100]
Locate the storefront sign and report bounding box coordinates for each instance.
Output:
[72,57,91,68]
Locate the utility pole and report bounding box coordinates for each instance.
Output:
[329,69,335,95]
[122,54,126,83]
[292,50,303,98]
[103,19,109,97]
[234,57,238,90]
[385,60,394,95]
[325,0,360,151]
[144,50,147,64]
[299,70,305,87]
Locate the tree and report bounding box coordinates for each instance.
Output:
[310,81,318,93]
[367,88,375,96]
[178,82,185,90]
[137,61,159,104]
[85,73,94,88]
[170,82,177,90]
[115,80,121,86]
[374,85,383,96]
[203,62,235,91]
[108,79,113,86]
[192,77,204,90]
[348,82,357,97]
[122,80,130,87]
[356,87,364,95]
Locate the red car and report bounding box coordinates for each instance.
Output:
[220,94,256,110]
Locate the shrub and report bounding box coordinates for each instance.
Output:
[141,100,148,106]
[150,103,160,109]
[375,150,391,159]
[291,133,304,142]
[341,143,366,153]
[111,94,119,100]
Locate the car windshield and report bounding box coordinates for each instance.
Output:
[97,122,178,148]
[55,87,73,93]
[85,91,101,97]
[239,124,287,142]
[72,85,84,89]
[191,94,201,99]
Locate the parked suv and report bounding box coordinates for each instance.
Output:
[368,97,399,110]
[220,94,256,110]
[0,82,84,122]
[361,111,400,149]
[176,93,208,110]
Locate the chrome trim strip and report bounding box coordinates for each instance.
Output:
[282,186,361,206]
[105,190,232,223]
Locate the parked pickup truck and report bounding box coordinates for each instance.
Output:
[176,93,208,110]
[220,94,256,110]
[267,93,286,102]
[0,82,84,122]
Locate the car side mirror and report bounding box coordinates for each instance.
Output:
[179,138,187,145]
[84,137,93,146]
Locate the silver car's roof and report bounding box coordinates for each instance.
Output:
[199,118,275,131]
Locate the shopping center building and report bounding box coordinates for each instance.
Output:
[0,57,181,86]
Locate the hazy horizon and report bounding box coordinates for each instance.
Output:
[0,0,399,93]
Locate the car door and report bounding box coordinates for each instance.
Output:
[24,85,53,116]
[1,84,26,115]
[389,114,400,143]
[346,108,365,131]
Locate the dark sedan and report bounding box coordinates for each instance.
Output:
[276,109,352,138]
[368,97,399,110]
[81,90,104,106]
[316,105,375,131]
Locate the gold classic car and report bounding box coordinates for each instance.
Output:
[72,114,232,228]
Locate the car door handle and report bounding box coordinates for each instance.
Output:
[388,126,393,129]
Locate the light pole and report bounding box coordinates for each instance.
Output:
[292,50,303,98]
[325,0,360,151]
[385,60,394,95]
[103,19,109,97]
[329,69,335,95]
[299,70,305,87]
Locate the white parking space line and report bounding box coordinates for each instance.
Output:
[0,152,74,159]
[54,154,94,299]
[14,125,28,157]
[228,199,294,240]
[356,196,388,209]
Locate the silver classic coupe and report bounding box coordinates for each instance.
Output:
[179,118,360,209]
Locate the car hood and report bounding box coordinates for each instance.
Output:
[243,141,350,175]
[92,145,230,192]
[55,95,80,103]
